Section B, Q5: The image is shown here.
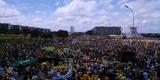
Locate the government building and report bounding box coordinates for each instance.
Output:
[90,26,121,36]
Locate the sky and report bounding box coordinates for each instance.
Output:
[0,0,159,33]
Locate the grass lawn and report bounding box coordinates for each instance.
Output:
[0,34,30,40]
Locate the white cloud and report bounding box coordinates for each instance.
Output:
[54,0,97,16]
[122,0,160,33]
[0,0,6,7]
[52,0,111,31]
[51,0,160,32]
[0,1,20,17]
[0,0,22,25]
[0,0,160,33]
[0,0,52,29]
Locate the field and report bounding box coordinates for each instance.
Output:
[0,34,30,40]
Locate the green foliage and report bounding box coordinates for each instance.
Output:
[30,29,40,37]
[142,33,160,38]
[55,30,69,38]
[41,33,53,38]
[85,30,94,35]
[30,29,53,38]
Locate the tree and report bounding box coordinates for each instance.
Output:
[72,32,84,36]
[30,29,41,37]
[85,30,94,35]
[56,30,69,38]
[41,33,53,38]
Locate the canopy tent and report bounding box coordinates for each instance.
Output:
[7,58,38,67]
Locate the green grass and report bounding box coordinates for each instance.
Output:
[0,34,30,40]
[0,36,27,39]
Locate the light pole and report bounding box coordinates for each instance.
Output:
[124,5,135,28]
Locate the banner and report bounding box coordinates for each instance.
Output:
[52,64,72,79]
[0,66,5,74]
[7,58,38,67]
[42,47,55,52]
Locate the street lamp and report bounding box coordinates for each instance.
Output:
[124,5,135,28]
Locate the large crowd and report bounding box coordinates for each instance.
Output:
[0,36,160,80]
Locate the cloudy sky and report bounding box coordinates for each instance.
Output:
[0,0,159,33]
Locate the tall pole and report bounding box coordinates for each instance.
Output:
[124,5,134,28]
[124,5,143,46]
[124,5,135,41]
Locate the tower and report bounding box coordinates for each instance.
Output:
[19,26,22,31]
[8,24,12,30]
[70,26,74,34]
[126,27,143,38]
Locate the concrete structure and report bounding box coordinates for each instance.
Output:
[8,24,12,30]
[36,28,51,33]
[126,27,143,38]
[91,26,121,36]
[0,23,51,34]
[0,23,10,29]
[70,26,74,34]
[0,23,11,33]
[11,25,21,32]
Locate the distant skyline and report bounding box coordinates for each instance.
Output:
[0,0,160,33]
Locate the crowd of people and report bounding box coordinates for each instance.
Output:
[0,36,160,80]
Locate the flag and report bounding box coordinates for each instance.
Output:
[52,64,72,79]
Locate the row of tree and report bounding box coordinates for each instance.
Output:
[0,23,70,38]
[0,27,69,38]
[30,30,69,38]
[141,33,160,38]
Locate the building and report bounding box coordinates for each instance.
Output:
[0,23,11,33]
[10,25,22,33]
[91,26,121,36]
[0,23,51,34]
[126,27,143,38]
[38,28,51,33]
[70,26,74,34]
